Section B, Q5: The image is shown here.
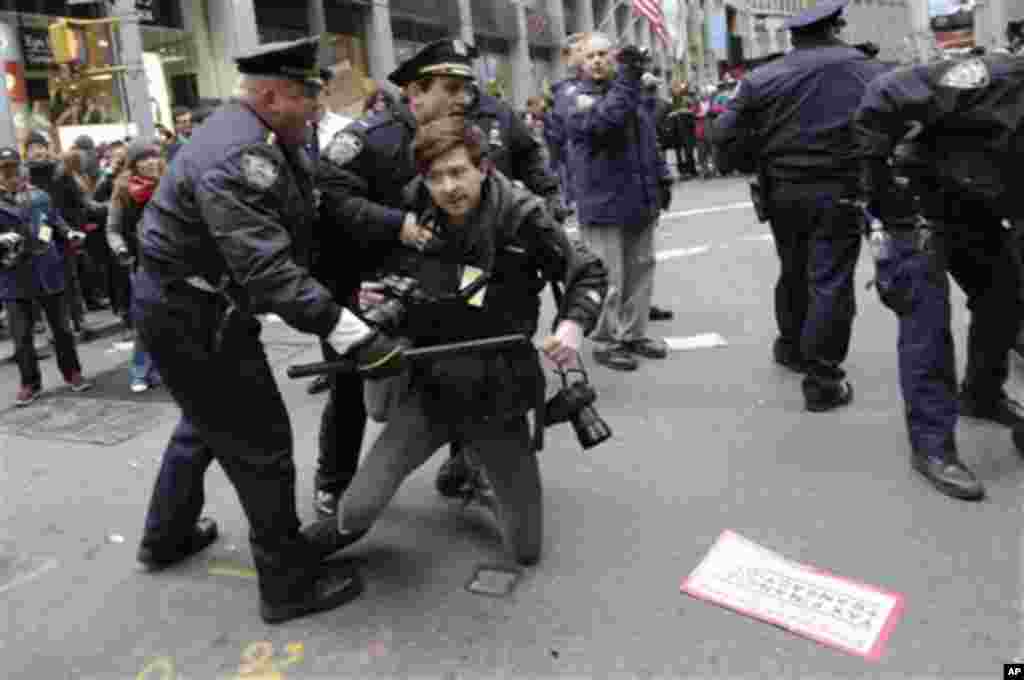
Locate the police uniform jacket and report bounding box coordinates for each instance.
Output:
[713,41,888,180]
[566,72,670,227]
[468,93,559,200]
[854,54,1024,218]
[0,188,70,301]
[317,101,418,254]
[138,100,341,337]
[383,170,607,426]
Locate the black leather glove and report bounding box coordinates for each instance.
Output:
[617,45,651,80]
[854,42,880,58]
[860,158,917,227]
[347,331,411,379]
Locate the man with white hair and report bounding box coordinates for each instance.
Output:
[567,33,673,372]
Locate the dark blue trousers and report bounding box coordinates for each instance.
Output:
[133,268,318,601]
[876,205,1020,457]
[769,182,862,387]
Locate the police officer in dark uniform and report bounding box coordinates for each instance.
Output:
[712,0,888,412]
[311,115,607,566]
[310,39,479,519]
[853,31,1024,501]
[133,36,401,624]
[465,84,566,221]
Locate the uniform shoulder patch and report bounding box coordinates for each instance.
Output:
[938,59,991,90]
[241,152,280,191]
[574,94,596,112]
[326,131,364,167]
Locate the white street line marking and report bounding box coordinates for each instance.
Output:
[0,557,58,595]
[664,202,753,220]
[665,333,728,351]
[741,233,774,242]
[655,245,711,262]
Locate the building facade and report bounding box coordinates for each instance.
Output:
[0,0,673,150]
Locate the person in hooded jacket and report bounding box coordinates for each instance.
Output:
[307,115,607,567]
[107,141,165,392]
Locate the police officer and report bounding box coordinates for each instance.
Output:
[311,39,479,519]
[853,27,1024,500]
[465,82,565,221]
[310,115,607,566]
[133,36,401,624]
[713,0,888,411]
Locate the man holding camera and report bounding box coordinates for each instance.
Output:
[0,147,92,406]
[567,34,673,372]
[308,115,607,567]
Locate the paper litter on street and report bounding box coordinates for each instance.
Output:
[665,333,728,352]
[681,530,904,661]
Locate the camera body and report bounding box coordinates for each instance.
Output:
[545,367,611,450]
[360,274,435,336]
[0,232,25,269]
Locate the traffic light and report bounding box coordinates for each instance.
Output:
[49,20,80,64]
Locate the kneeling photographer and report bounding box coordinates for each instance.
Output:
[309,115,607,566]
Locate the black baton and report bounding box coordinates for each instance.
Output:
[286,334,531,379]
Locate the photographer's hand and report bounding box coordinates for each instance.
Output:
[542,320,583,369]
[400,213,435,251]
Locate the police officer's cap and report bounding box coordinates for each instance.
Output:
[387,39,479,87]
[235,36,330,90]
[784,0,850,30]
[0,148,21,164]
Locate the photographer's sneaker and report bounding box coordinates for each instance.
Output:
[15,384,41,407]
[66,372,93,393]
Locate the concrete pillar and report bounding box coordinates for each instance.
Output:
[181,0,222,98]
[907,0,931,62]
[112,0,155,140]
[308,0,331,64]
[0,22,20,148]
[202,0,260,98]
[512,1,532,109]
[579,0,596,32]
[548,0,567,40]
[457,0,475,45]
[365,0,397,81]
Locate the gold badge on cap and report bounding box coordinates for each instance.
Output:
[453,39,467,57]
[938,59,991,90]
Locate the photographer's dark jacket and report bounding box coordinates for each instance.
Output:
[0,188,71,301]
[388,171,607,426]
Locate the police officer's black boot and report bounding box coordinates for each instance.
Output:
[137,518,219,570]
[802,377,853,412]
[911,452,985,501]
[958,388,1024,429]
[301,516,368,561]
[253,536,363,625]
[772,337,807,373]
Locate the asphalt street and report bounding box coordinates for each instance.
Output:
[1,175,1022,679]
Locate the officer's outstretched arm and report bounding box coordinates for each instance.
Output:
[522,205,608,335]
[196,146,342,338]
[566,73,642,140]
[711,81,757,173]
[317,158,407,251]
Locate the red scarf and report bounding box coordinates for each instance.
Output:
[128,175,157,205]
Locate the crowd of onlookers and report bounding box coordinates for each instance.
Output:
[0,103,211,402]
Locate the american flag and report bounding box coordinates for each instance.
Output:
[632,0,670,48]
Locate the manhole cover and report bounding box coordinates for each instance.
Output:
[0,397,172,446]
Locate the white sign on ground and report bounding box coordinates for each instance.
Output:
[681,530,905,661]
[664,333,728,351]
[655,245,711,262]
